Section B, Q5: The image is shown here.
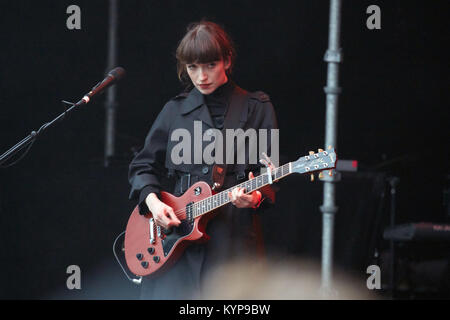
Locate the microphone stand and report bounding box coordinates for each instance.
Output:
[0,100,82,167]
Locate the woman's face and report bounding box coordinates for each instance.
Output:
[186,58,230,95]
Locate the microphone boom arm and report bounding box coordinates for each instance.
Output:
[0,67,125,168]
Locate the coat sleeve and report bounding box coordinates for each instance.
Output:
[128,102,173,214]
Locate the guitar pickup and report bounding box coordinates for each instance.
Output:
[157,225,162,238]
[149,218,155,244]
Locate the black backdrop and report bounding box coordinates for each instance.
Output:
[0,0,448,299]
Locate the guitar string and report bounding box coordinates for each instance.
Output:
[150,153,331,220]
[167,164,291,218]
[161,172,274,219]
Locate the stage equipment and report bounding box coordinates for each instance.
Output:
[383,223,450,298]
[320,0,343,297]
[104,0,120,167]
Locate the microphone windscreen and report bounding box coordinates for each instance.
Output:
[108,67,126,81]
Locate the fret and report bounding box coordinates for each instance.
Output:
[193,163,294,218]
[220,191,226,205]
[284,163,290,176]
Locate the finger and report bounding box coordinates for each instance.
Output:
[240,193,254,205]
[228,192,236,205]
[232,188,238,201]
[233,189,244,206]
[166,208,181,226]
[156,213,170,229]
[249,171,254,179]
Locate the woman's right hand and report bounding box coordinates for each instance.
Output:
[145,193,181,229]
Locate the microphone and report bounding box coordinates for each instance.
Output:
[75,67,126,106]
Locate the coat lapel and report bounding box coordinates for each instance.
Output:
[180,87,214,128]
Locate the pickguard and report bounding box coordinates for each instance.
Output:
[161,218,194,257]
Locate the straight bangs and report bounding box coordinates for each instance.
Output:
[177,28,224,65]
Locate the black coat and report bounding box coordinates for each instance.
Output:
[128,81,278,299]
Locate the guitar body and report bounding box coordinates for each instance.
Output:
[124,181,214,277]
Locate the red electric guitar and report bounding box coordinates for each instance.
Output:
[124,147,337,277]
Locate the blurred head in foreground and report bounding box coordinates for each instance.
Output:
[201,257,378,300]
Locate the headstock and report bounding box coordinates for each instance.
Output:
[291,146,337,180]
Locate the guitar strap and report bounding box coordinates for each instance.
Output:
[211,86,249,190]
[212,86,266,259]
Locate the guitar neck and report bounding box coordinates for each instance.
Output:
[192,163,292,218]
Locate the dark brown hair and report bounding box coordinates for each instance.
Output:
[176,21,236,89]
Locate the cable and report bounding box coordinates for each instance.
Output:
[112,230,142,285]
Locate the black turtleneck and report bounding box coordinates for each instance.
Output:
[203,80,234,130]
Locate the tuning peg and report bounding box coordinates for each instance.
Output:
[328,145,332,150]
[310,174,315,182]
[319,172,324,179]
[328,169,333,177]
[318,148,324,153]
[309,151,314,156]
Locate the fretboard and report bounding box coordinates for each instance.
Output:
[192,163,291,218]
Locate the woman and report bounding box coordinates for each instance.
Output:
[128,21,278,299]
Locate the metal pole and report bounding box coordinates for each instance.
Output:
[104,0,119,167]
[320,0,343,297]
[388,176,399,299]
